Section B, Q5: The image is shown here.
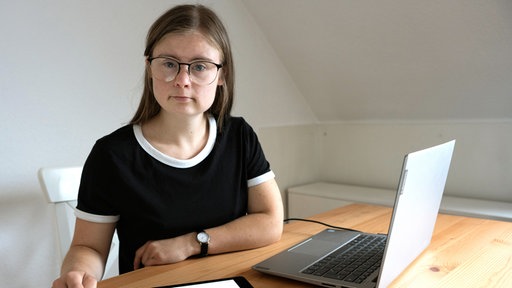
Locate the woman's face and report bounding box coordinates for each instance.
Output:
[149,31,223,118]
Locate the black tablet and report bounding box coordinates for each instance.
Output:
[155,276,254,288]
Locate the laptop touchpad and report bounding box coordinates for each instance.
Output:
[289,230,359,256]
[289,239,341,256]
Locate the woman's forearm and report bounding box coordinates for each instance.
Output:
[60,245,106,281]
[206,211,283,255]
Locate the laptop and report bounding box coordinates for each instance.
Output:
[253,140,456,288]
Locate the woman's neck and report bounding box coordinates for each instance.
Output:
[141,113,209,160]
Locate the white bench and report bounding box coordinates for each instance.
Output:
[287,182,512,222]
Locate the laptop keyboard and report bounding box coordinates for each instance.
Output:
[301,234,387,284]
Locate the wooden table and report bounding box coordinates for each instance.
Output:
[98,204,512,288]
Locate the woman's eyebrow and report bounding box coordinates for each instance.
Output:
[153,53,217,62]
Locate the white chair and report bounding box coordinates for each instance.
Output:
[38,166,119,279]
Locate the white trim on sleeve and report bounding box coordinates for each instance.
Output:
[247,170,275,187]
[75,209,120,224]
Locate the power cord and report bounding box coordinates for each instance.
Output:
[283,218,362,233]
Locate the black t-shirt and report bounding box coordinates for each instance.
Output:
[76,115,274,273]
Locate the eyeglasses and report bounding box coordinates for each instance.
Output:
[148,57,223,86]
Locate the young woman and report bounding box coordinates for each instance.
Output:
[52,5,283,288]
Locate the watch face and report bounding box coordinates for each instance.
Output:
[197,232,210,243]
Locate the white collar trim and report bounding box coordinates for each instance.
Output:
[133,115,217,168]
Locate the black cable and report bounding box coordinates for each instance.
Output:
[283,218,362,233]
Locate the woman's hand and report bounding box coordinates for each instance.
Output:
[133,233,198,269]
[52,271,98,288]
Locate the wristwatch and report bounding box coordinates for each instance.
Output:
[196,230,210,257]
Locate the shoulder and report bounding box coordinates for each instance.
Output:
[84,125,138,172]
[92,124,136,153]
[218,116,263,152]
[222,116,255,134]
[97,125,134,143]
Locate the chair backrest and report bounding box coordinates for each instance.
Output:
[39,167,83,203]
[38,166,119,279]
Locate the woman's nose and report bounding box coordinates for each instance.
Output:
[174,64,192,86]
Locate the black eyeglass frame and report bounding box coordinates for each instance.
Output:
[148,56,223,85]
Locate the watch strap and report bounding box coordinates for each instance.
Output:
[197,230,209,257]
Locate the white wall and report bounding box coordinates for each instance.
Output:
[257,124,322,199]
[224,0,316,126]
[0,1,313,287]
[318,121,512,202]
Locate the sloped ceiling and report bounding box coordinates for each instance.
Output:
[241,0,512,122]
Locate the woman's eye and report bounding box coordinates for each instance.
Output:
[191,63,208,72]
[163,61,177,69]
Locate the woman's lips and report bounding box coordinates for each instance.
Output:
[170,96,192,102]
